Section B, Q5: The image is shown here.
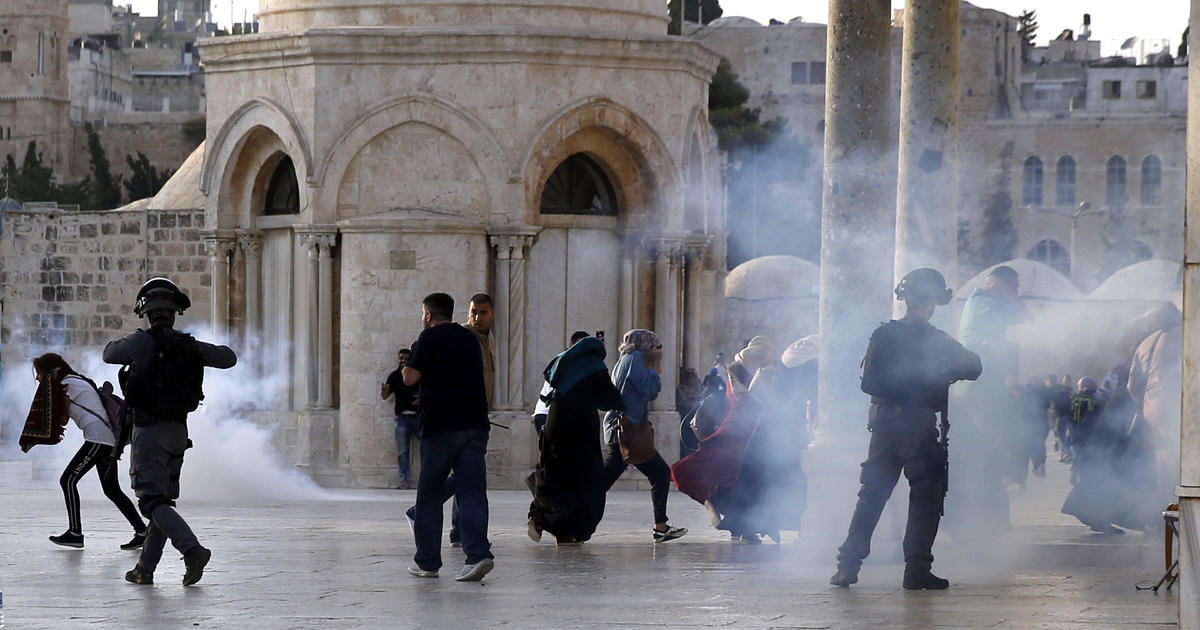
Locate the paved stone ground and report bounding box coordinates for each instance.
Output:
[0,452,1180,629]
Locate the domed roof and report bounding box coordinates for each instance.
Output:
[0,196,22,213]
[148,142,206,210]
[956,259,1083,300]
[257,0,667,34]
[726,255,819,301]
[1089,259,1181,301]
[708,16,764,27]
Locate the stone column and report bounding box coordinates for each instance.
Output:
[315,233,336,408]
[894,0,960,307]
[652,238,682,411]
[819,0,896,433]
[1179,3,1200,625]
[237,231,263,342]
[202,232,235,338]
[683,239,709,372]
[489,229,538,408]
[298,229,336,408]
[619,234,636,339]
[489,237,512,409]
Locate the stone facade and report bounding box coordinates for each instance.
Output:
[171,0,725,487]
[696,3,1184,290]
[0,206,210,442]
[0,0,71,174]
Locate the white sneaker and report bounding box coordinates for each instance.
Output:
[527,519,543,542]
[454,558,494,582]
[405,506,416,537]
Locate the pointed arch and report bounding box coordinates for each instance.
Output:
[201,97,312,195]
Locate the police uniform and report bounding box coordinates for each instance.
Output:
[103,278,237,585]
[832,269,981,589]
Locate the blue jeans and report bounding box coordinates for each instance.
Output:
[413,428,492,571]
[394,413,419,482]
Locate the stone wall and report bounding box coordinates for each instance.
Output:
[66,113,202,186]
[0,207,211,367]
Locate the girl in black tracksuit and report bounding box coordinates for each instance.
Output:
[33,354,146,550]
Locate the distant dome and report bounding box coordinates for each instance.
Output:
[708,16,764,28]
[258,0,667,34]
[0,197,23,213]
[149,143,205,210]
[1090,259,1181,301]
[957,260,1082,300]
[726,255,819,301]
[787,16,806,25]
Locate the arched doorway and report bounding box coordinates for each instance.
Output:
[526,153,623,400]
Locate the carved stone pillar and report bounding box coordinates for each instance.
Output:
[202,232,236,338]
[489,229,538,408]
[298,228,337,408]
[619,233,636,340]
[237,231,263,342]
[683,239,709,373]
[652,238,683,411]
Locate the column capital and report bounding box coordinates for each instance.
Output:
[236,231,264,259]
[488,226,539,261]
[201,230,237,257]
[647,235,686,260]
[296,225,338,252]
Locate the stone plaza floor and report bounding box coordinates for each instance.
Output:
[0,453,1180,630]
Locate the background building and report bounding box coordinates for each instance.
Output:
[0,0,71,176]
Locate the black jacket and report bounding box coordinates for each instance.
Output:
[861,314,981,432]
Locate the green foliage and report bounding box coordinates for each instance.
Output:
[1,141,86,206]
[957,217,981,275]
[1180,26,1189,60]
[1017,10,1039,49]
[124,152,173,202]
[181,116,206,148]
[979,143,1018,267]
[668,0,723,35]
[84,123,124,210]
[709,59,785,154]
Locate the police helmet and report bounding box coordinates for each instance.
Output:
[894,268,953,306]
[134,277,191,318]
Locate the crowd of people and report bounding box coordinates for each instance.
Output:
[16,266,1183,590]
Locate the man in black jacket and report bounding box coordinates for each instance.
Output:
[830,268,981,590]
[104,277,236,586]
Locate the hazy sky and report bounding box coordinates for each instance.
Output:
[130,0,1188,55]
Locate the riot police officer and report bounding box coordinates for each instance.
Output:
[830,268,981,590]
[103,278,237,586]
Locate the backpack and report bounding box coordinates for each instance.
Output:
[123,328,206,419]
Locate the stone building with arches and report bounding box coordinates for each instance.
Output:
[177,0,724,485]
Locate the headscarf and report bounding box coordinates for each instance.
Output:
[781,334,819,369]
[733,336,773,373]
[543,336,608,398]
[618,329,660,355]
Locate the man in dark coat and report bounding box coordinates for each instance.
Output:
[830,268,982,590]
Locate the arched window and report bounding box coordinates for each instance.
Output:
[1022,156,1043,206]
[540,153,617,216]
[1141,155,1162,206]
[1027,238,1071,277]
[1106,155,1127,208]
[1055,156,1075,206]
[263,156,299,215]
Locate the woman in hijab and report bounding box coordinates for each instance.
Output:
[528,336,625,545]
[30,353,147,550]
[600,329,688,543]
[671,336,781,542]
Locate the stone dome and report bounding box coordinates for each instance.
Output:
[956,259,1083,300]
[257,0,668,34]
[725,255,819,301]
[708,16,764,28]
[1089,259,1181,301]
[149,143,206,210]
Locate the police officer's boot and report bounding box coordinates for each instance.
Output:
[829,565,859,588]
[902,568,949,590]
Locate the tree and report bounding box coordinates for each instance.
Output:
[1180,26,1189,60]
[709,58,785,154]
[124,151,173,202]
[979,143,1018,267]
[84,123,123,210]
[1017,10,1038,61]
[668,0,723,35]
[958,217,981,275]
[3,141,88,206]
